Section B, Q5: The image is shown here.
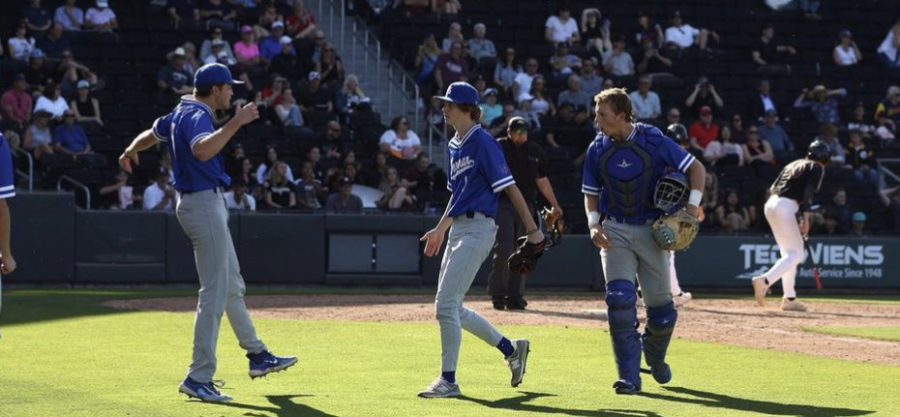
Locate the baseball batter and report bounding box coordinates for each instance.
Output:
[0,131,17,341]
[583,88,705,394]
[752,140,830,312]
[119,63,296,403]
[418,82,543,398]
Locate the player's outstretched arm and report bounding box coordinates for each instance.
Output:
[119,129,160,173]
[504,184,544,244]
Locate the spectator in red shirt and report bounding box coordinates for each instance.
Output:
[1,74,33,129]
[286,0,317,40]
[688,105,720,153]
[433,41,468,93]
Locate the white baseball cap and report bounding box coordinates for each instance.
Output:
[97,0,109,7]
[280,36,292,45]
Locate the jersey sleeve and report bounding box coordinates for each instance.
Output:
[658,134,696,173]
[478,136,515,193]
[0,135,15,199]
[182,111,215,150]
[536,145,549,179]
[151,113,172,142]
[581,141,601,195]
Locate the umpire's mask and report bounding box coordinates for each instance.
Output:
[654,171,689,215]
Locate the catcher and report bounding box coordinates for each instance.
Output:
[489,117,563,310]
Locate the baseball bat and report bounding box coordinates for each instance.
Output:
[803,237,822,290]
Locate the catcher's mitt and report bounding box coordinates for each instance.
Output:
[541,207,565,247]
[508,236,549,275]
[650,209,699,251]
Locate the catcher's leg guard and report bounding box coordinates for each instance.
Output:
[642,301,678,384]
[606,280,641,392]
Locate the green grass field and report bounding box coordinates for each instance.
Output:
[0,289,898,417]
[802,326,900,342]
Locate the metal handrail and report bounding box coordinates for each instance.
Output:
[12,148,33,191]
[57,175,91,209]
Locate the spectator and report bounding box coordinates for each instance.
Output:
[269,36,302,79]
[467,23,496,65]
[24,49,54,90]
[432,0,462,18]
[745,79,781,122]
[143,168,175,212]
[528,75,556,117]
[180,42,200,74]
[704,125,743,168]
[256,146,295,184]
[757,110,794,162]
[85,0,118,33]
[286,0,317,40]
[684,76,724,117]
[664,11,718,52]
[297,71,334,115]
[318,121,347,169]
[629,76,661,121]
[200,27,235,63]
[752,24,796,76]
[337,74,367,118]
[22,110,53,159]
[714,189,752,233]
[549,42,581,83]
[579,58,603,99]
[52,110,94,163]
[167,0,200,30]
[295,160,325,209]
[845,129,878,186]
[701,171,719,226]
[441,22,463,53]
[488,102,516,137]
[633,11,664,50]
[850,212,868,237]
[479,88,501,126]
[876,19,900,70]
[377,166,414,210]
[558,74,591,115]
[665,107,681,127]
[433,41,468,94]
[833,30,862,66]
[1,74,33,129]
[54,0,84,32]
[224,179,256,211]
[259,20,286,63]
[380,116,421,160]
[729,113,748,144]
[98,169,133,210]
[7,23,36,62]
[23,0,52,34]
[303,29,327,67]
[235,25,264,73]
[875,85,900,132]
[403,152,443,203]
[742,126,774,169]
[825,187,852,234]
[199,0,238,32]
[315,43,344,87]
[303,143,326,182]
[601,36,635,83]
[275,88,306,128]
[846,102,877,141]
[581,8,611,57]
[492,47,521,101]
[34,82,69,120]
[36,23,70,59]
[156,48,193,100]
[262,161,298,210]
[57,49,100,94]
[261,75,287,108]
[793,84,846,124]
[545,5,579,45]
[635,39,673,78]
[816,123,846,166]
[688,106,719,152]
[878,187,900,232]
[512,58,539,102]
[70,80,102,130]
[325,177,363,213]
[252,2,282,40]
[229,156,260,198]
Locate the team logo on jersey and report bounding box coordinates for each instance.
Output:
[617,159,633,169]
[450,156,475,181]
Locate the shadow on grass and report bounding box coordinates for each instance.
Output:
[0,290,157,327]
[200,394,339,417]
[640,386,873,417]
[457,391,663,417]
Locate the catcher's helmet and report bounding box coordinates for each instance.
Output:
[666,123,689,144]
[807,139,831,164]
[654,171,689,215]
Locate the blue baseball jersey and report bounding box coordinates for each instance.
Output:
[152,96,230,192]
[581,123,695,222]
[0,133,15,199]
[446,125,515,218]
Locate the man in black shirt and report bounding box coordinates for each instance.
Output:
[488,117,563,310]
[751,24,796,76]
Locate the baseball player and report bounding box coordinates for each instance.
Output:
[418,82,543,398]
[488,116,562,311]
[0,131,17,341]
[583,88,705,394]
[752,140,830,312]
[118,63,296,403]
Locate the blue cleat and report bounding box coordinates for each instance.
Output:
[179,378,233,402]
[247,350,298,379]
[612,379,641,395]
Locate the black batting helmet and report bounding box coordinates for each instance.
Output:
[666,123,688,144]
[807,139,831,164]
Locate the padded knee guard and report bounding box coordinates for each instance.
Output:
[605,280,641,387]
[642,301,678,384]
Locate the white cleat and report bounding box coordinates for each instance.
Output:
[417,377,461,398]
[506,339,530,387]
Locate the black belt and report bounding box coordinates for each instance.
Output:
[462,211,493,219]
[609,216,653,225]
[179,187,219,195]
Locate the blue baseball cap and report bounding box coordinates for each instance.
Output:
[434,82,479,106]
[194,63,244,88]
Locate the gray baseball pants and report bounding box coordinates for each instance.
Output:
[176,188,266,383]
[600,219,672,307]
[435,214,504,372]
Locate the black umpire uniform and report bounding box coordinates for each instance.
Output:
[488,117,554,310]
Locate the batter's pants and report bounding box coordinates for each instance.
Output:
[761,195,803,299]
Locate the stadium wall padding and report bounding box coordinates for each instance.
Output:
[6,192,75,282]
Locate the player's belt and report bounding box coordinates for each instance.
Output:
[608,216,653,226]
[454,211,492,220]
[179,187,221,196]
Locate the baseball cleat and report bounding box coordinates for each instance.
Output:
[506,297,528,310]
[612,379,641,395]
[247,350,298,379]
[751,276,769,306]
[179,378,233,402]
[781,298,808,312]
[650,362,672,384]
[673,292,692,308]
[491,296,506,311]
[505,339,530,387]
[417,377,461,398]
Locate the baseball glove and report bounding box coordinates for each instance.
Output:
[650,209,699,251]
[542,207,565,247]
[508,236,549,275]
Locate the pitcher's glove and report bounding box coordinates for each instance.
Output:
[508,236,549,275]
[651,209,699,251]
[542,207,565,247]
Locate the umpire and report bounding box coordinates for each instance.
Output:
[488,117,563,310]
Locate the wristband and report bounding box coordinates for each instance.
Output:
[587,211,601,227]
[688,189,703,206]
